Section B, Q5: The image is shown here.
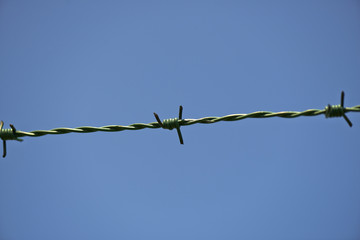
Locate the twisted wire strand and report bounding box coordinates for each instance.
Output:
[14,105,360,138]
[16,123,162,137]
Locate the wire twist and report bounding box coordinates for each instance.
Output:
[0,121,23,158]
[162,118,180,130]
[325,105,344,117]
[324,91,352,127]
[153,106,184,144]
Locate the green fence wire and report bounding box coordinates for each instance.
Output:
[1,91,359,157]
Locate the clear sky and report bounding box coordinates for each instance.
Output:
[1,1,360,239]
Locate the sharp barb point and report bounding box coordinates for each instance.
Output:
[343,114,352,127]
[341,91,345,107]
[2,140,6,158]
[179,105,183,120]
[176,127,184,144]
[153,112,163,127]
[10,124,16,134]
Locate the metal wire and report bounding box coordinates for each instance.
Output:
[13,105,360,138]
[1,91,359,157]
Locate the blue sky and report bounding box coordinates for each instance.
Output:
[0,1,360,239]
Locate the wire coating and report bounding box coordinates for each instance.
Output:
[14,105,360,138]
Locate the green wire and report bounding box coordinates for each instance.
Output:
[2,91,358,157]
[12,105,360,138]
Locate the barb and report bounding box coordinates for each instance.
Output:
[154,105,184,144]
[0,121,23,158]
[1,91,359,157]
[325,91,352,127]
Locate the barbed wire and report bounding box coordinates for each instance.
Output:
[1,91,359,157]
[13,105,360,137]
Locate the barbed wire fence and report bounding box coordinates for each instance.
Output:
[1,91,359,157]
